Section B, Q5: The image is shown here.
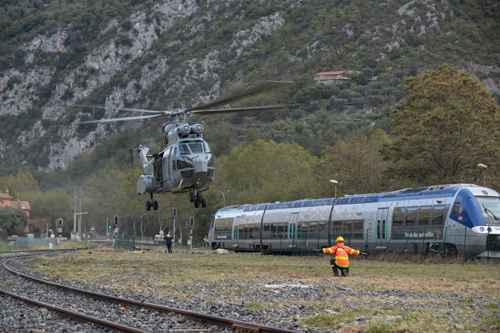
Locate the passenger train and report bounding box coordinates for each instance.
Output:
[208,184,500,257]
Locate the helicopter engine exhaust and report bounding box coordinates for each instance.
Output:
[191,124,203,135]
[178,124,191,137]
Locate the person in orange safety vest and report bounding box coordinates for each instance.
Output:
[322,236,368,277]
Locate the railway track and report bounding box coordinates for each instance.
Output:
[0,250,300,333]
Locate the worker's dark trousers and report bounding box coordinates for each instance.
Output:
[330,258,349,276]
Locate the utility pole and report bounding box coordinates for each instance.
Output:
[79,194,83,239]
[73,191,77,239]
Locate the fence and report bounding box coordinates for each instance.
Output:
[377,224,500,263]
[114,234,136,250]
[285,223,500,263]
[13,237,55,249]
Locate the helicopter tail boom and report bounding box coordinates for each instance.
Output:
[138,146,150,168]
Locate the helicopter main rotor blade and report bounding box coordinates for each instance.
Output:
[74,104,171,114]
[186,81,294,112]
[80,114,163,123]
[190,104,298,115]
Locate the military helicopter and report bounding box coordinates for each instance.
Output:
[79,81,295,211]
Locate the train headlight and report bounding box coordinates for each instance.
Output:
[480,227,485,232]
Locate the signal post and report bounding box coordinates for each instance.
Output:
[74,212,88,241]
[186,216,194,250]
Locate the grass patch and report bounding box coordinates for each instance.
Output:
[27,248,500,332]
[245,302,269,310]
[303,311,358,330]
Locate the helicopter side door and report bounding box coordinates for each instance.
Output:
[162,148,170,182]
[170,147,178,183]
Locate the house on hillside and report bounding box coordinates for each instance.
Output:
[0,190,30,233]
[313,71,349,84]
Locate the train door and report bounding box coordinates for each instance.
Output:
[288,212,299,250]
[376,208,389,248]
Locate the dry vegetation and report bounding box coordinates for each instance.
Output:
[28,247,500,332]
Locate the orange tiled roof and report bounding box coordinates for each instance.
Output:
[11,200,31,211]
[314,71,346,76]
[0,192,13,200]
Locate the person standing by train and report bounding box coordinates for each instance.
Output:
[321,236,368,277]
[164,233,173,254]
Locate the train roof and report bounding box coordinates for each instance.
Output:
[214,184,498,216]
[335,184,487,205]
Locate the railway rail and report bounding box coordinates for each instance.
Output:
[0,250,300,333]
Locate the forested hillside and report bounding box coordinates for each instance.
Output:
[0,0,499,241]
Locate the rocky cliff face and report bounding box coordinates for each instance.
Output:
[0,0,498,170]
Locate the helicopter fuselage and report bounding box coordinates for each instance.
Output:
[136,122,215,199]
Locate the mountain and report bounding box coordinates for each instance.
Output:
[0,0,499,171]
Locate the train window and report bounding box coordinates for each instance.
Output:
[417,206,431,226]
[353,220,364,239]
[325,198,334,205]
[283,202,292,208]
[262,223,271,239]
[405,207,417,227]
[276,203,285,209]
[318,221,327,237]
[258,204,267,210]
[298,222,309,239]
[293,202,302,208]
[253,225,260,238]
[453,203,460,215]
[303,200,313,207]
[393,208,405,228]
[310,222,318,238]
[277,223,288,239]
[272,223,280,238]
[343,221,352,241]
[431,205,447,226]
[475,196,500,220]
[238,225,244,238]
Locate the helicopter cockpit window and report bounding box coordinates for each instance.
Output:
[179,144,190,155]
[189,143,204,154]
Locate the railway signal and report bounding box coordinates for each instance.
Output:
[113,215,119,226]
[57,218,63,226]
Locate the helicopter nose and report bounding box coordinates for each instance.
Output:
[194,159,208,175]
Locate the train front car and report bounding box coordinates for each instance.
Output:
[329,184,500,257]
[450,185,500,257]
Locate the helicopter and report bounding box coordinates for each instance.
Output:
[79,81,296,211]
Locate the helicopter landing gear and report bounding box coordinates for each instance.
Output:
[146,194,158,211]
[191,191,207,208]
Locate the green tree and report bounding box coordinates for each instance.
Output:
[0,206,27,236]
[320,129,391,197]
[0,171,41,198]
[216,140,320,204]
[383,64,500,185]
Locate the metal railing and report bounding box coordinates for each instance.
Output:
[114,234,136,251]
